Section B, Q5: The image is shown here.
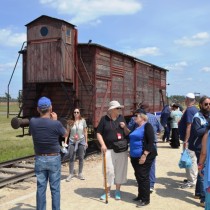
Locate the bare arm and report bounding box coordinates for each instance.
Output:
[119,122,130,135]
[84,127,88,147]
[184,123,192,148]
[64,126,70,144]
[50,112,57,120]
[97,133,107,153]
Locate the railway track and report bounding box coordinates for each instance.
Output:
[0,155,35,188]
[0,141,100,188]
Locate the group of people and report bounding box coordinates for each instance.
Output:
[29,94,210,210]
[96,100,162,207]
[175,93,210,209]
[160,102,183,148]
[159,93,210,209]
[29,97,162,209]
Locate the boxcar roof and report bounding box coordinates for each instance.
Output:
[78,43,168,72]
[25,15,76,27]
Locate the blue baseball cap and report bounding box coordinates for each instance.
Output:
[38,97,52,109]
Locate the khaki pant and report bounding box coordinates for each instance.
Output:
[185,149,197,184]
[102,149,128,187]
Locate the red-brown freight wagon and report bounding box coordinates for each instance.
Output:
[11,15,168,135]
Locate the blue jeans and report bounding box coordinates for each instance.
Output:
[163,123,171,141]
[150,158,156,188]
[195,150,205,203]
[150,144,157,188]
[69,143,86,174]
[35,155,61,210]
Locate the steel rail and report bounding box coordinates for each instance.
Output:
[0,148,100,188]
[0,155,35,167]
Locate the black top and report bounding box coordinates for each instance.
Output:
[96,114,127,149]
[143,123,158,159]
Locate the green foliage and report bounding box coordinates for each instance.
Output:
[5,92,11,100]
[0,115,34,163]
[168,95,185,104]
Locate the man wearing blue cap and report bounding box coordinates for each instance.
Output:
[29,96,68,210]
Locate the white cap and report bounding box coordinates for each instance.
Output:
[108,100,124,111]
[186,93,195,99]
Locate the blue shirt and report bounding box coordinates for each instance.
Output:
[128,113,162,142]
[188,111,210,151]
[178,106,198,141]
[30,117,66,154]
[129,124,145,158]
[160,105,171,127]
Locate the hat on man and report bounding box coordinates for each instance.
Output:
[135,108,146,115]
[186,93,195,99]
[108,100,124,111]
[38,97,52,109]
[140,102,150,112]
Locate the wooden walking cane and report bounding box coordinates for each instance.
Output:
[103,152,108,204]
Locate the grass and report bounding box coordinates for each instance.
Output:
[0,103,34,162]
[0,102,20,112]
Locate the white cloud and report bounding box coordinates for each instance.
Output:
[40,0,142,24]
[174,32,210,47]
[0,62,19,72]
[165,61,188,71]
[125,47,161,57]
[0,28,26,47]
[201,66,210,72]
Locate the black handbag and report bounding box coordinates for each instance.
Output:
[112,139,128,153]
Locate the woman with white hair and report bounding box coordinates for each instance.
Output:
[97,100,130,200]
[129,109,157,207]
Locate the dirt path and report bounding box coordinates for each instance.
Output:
[0,141,200,210]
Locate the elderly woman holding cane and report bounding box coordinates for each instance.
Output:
[129,109,157,207]
[97,100,130,201]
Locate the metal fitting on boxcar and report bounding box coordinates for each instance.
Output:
[11,117,30,129]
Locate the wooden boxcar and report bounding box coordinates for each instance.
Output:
[11,15,168,132]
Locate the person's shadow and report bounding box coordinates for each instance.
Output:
[8,203,35,210]
[74,187,136,204]
[155,174,199,207]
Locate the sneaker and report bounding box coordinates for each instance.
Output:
[66,174,74,182]
[180,182,194,189]
[78,173,85,180]
[133,197,141,201]
[115,190,121,200]
[136,200,150,207]
[150,187,154,193]
[100,192,110,200]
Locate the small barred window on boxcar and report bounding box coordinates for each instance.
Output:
[66,28,71,44]
[40,26,48,37]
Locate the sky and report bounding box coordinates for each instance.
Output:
[0,0,210,98]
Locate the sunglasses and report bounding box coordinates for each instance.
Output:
[116,108,121,110]
[74,112,80,114]
[133,114,139,117]
[204,103,210,106]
